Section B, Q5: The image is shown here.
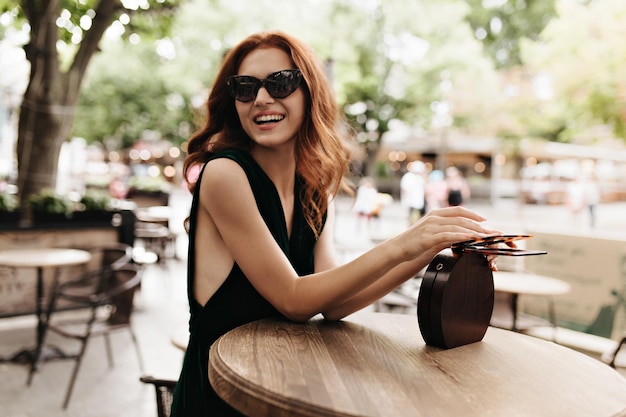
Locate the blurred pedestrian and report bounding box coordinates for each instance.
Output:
[425,169,447,212]
[400,161,426,225]
[353,177,379,232]
[108,177,128,199]
[566,177,585,225]
[445,166,470,207]
[583,174,600,228]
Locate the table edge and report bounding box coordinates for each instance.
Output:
[209,313,626,417]
[209,337,353,417]
[0,248,92,268]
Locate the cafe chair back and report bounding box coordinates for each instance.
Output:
[44,264,144,409]
[80,242,134,271]
[134,221,177,262]
[140,375,178,417]
[601,290,626,368]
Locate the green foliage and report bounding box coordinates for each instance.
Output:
[118,0,182,42]
[128,175,171,193]
[72,65,193,148]
[0,192,19,212]
[587,84,626,138]
[27,189,73,216]
[514,0,626,142]
[0,1,19,14]
[78,191,112,211]
[0,0,183,43]
[464,0,557,68]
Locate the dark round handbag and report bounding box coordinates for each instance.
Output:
[417,235,547,349]
[417,251,494,349]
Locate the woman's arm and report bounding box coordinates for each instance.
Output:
[319,255,424,321]
[315,206,491,320]
[312,199,421,320]
[202,159,495,322]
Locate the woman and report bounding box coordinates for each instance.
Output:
[171,31,499,416]
[445,166,471,207]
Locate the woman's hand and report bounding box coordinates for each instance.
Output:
[396,206,501,265]
[449,234,519,272]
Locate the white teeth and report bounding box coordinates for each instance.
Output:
[255,114,284,123]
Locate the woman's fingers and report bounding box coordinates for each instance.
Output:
[416,209,526,272]
[405,207,510,265]
[426,206,486,222]
[406,224,493,260]
[417,209,499,237]
[486,254,498,271]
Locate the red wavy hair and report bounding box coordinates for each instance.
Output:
[183,31,351,237]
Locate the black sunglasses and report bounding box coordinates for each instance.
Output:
[226,69,303,102]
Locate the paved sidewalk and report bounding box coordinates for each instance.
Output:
[0,259,189,417]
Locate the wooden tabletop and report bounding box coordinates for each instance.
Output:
[0,248,92,268]
[493,271,571,296]
[209,312,626,417]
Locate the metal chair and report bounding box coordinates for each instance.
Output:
[594,290,626,368]
[140,375,177,417]
[44,264,144,408]
[87,242,134,271]
[134,222,177,262]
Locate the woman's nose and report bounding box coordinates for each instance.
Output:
[254,86,275,104]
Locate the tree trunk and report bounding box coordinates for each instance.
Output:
[16,0,123,209]
[16,92,74,203]
[362,139,381,178]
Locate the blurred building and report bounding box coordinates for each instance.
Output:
[378,130,626,204]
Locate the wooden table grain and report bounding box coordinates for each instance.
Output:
[209,312,626,417]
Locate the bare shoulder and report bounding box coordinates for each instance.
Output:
[197,157,257,218]
[200,157,246,185]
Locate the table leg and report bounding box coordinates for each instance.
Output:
[0,265,78,379]
[511,293,519,332]
[547,296,557,342]
[26,266,46,385]
[26,267,71,385]
[0,271,37,365]
[0,267,63,370]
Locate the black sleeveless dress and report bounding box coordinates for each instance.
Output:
[170,149,320,416]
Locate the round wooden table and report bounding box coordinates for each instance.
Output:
[0,248,91,383]
[493,271,571,297]
[492,271,571,332]
[209,312,626,417]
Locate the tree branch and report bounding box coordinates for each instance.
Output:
[64,0,124,102]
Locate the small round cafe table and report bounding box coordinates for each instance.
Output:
[0,248,91,383]
[209,312,626,417]
[492,270,571,332]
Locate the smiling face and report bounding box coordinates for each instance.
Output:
[234,47,306,152]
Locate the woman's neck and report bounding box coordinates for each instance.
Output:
[251,145,296,197]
